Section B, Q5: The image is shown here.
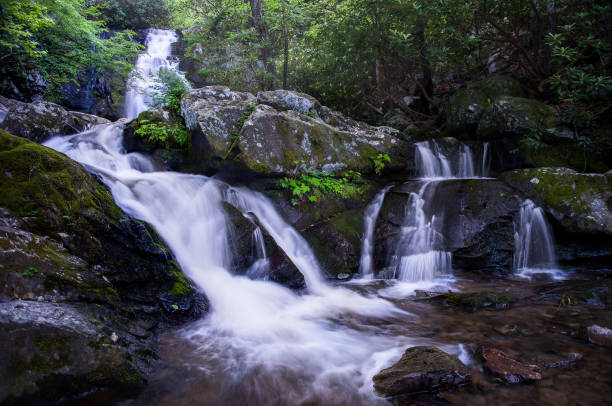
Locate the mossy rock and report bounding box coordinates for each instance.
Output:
[521,140,609,173]
[426,291,515,310]
[500,167,612,235]
[476,96,555,140]
[446,76,526,137]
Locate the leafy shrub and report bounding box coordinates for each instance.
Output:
[372,153,391,175]
[279,170,365,206]
[135,119,189,148]
[151,70,189,115]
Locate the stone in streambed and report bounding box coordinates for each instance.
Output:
[373,346,470,397]
[480,346,541,383]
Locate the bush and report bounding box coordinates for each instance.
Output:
[279,170,365,206]
[151,70,189,115]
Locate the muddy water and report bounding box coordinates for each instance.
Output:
[112,269,611,406]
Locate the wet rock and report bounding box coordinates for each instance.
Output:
[373,346,470,397]
[0,130,206,404]
[0,96,110,143]
[476,96,555,140]
[547,353,583,370]
[445,75,526,137]
[500,168,612,236]
[495,324,519,336]
[256,90,320,115]
[426,292,515,310]
[374,179,522,273]
[584,325,612,347]
[480,347,542,383]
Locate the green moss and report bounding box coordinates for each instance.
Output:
[168,262,192,297]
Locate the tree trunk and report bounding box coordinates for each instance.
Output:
[282,0,288,88]
[414,16,433,115]
[249,0,276,89]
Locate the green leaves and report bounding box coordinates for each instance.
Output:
[151,70,189,115]
[279,170,364,206]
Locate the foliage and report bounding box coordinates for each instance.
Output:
[85,0,172,29]
[372,153,390,175]
[521,123,546,151]
[21,266,39,278]
[0,0,143,100]
[135,119,189,148]
[279,170,364,206]
[151,70,190,115]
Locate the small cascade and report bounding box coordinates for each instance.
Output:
[125,29,182,119]
[389,182,452,281]
[358,185,392,278]
[245,225,270,279]
[415,139,490,179]
[514,199,558,270]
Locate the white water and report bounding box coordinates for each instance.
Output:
[415,139,489,179]
[44,124,454,404]
[514,199,565,280]
[358,186,392,279]
[125,29,182,119]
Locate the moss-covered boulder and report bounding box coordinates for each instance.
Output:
[476,96,555,140]
[445,76,526,137]
[179,86,411,176]
[520,141,609,173]
[0,95,110,143]
[0,130,206,404]
[373,346,470,397]
[500,168,612,235]
[236,104,408,175]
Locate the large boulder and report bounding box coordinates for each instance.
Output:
[374,179,522,272]
[499,168,612,235]
[0,96,110,143]
[373,346,469,397]
[445,76,526,137]
[180,86,411,176]
[0,130,205,404]
[476,96,555,140]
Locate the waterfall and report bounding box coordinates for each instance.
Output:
[44,124,414,404]
[245,225,270,280]
[390,182,452,281]
[415,139,489,179]
[514,199,557,270]
[124,29,182,119]
[358,186,392,279]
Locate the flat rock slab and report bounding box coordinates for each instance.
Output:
[481,346,541,383]
[373,346,469,397]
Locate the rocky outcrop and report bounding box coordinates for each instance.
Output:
[500,168,612,235]
[0,96,109,143]
[373,346,469,397]
[0,130,205,404]
[446,75,526,137]
[180,86,410,176]
[476,96,555,140]
[374,179,522,273]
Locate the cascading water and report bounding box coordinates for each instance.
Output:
[125,29,183,119]
[44,124,451,405]
[415,139,490,179]
[513,199,564,279]
[358,186,392,279]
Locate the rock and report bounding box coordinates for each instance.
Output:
[256,90,320,115]
[180,85,256,166]
[480,347,541,383]
[585,325,612,346]
[426,292,515,310]
[500,168,612,235]
[445,76,526,137]
[373,346,470,397]
[547,353,583,369]
[180,85,410,176]
[374,179,522,273]
[476,96,555,140]
[0,96,110,143]
[495,324,519,336]
[0,130,206,404]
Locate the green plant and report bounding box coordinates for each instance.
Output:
[279,170,365,206]
[151,70,189,115]
[521,124,545,151]
[372,153,391,175]
[25,209,39,217]
[21,266,39,278]
[225,100,259,158]
[135,119,189,148]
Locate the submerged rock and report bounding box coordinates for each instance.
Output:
[480,347,541,383]
[0,130,205,404]
[0,96,109,143]
[583,325,612,347]
[373,346,470,397]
